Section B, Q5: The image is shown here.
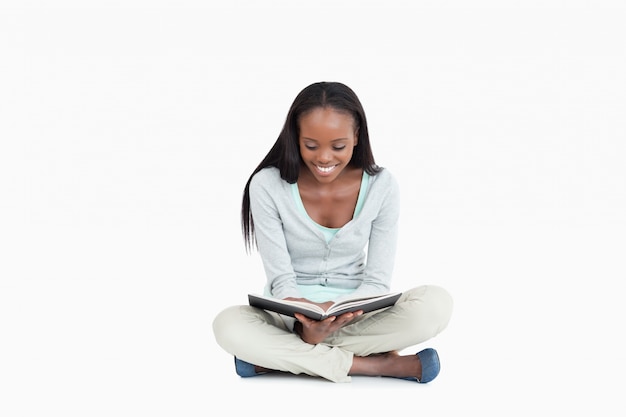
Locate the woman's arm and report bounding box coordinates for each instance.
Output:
[249,170,301,299]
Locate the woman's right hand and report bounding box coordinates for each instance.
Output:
[293,310,363,345]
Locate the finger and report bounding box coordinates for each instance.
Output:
[340,310,363,322]
[295,313,322,327]
[335,311,362,327]
[294,313,309,324]
[294,313,312,326]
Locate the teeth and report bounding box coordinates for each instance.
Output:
[316,165,336,173]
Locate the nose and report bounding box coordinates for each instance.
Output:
[317,148,332,164]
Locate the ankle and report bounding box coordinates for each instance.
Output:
[349,352,421,378]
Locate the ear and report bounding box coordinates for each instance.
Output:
[353,128,359,146]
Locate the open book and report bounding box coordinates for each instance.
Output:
[248,292,402,321]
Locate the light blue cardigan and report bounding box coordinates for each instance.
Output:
[249,166,400,302]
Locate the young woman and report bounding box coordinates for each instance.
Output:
[212,82,453,383]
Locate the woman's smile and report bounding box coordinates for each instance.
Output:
[315,164,338,174]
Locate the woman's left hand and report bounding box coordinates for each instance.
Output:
[294,310,363,345]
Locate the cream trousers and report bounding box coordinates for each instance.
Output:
[212,285,453,383]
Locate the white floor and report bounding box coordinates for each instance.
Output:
[2,272,622,416]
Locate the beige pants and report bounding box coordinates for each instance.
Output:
[212,285,453,383]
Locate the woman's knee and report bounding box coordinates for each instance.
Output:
[406,285,454,330]
[425,285,454,327]
[212,305,250,352]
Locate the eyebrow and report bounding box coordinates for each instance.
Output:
[301,137,349,142]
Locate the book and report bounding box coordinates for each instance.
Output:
[248,292,402,321]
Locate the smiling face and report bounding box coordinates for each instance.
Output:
[298,107,358,184]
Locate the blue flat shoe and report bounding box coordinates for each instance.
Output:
[402,348,441,383]
[234,356,262,378]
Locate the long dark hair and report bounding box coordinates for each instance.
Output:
[241,81,381,252]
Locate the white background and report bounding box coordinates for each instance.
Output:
[1,1,625,415]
